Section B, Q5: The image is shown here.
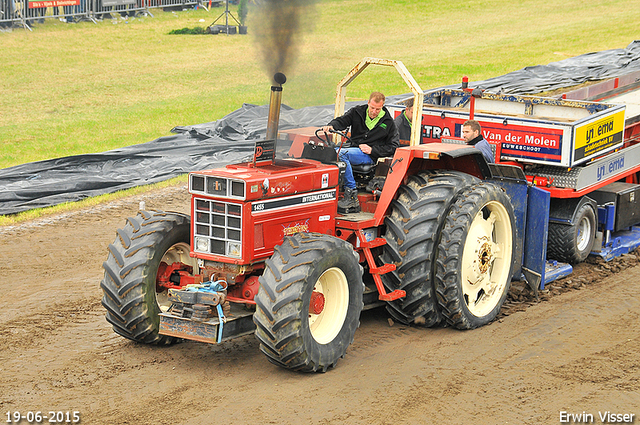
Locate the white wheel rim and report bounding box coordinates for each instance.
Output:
[460,201,513,318]
[157,242,197,312]
[308,267,350,345]
[576,216,592,252]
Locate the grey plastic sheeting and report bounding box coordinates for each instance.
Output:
[469,40,640,95]
[1,40,640,215]
[0,103,338,215]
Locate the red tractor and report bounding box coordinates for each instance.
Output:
[104,58,632,372]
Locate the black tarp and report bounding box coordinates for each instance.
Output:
[468,40,640,95]
[0,103,338,215]
[1,40,640,215]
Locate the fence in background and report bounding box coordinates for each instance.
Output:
[0,0,223,30]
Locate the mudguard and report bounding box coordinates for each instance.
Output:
[487,169,528,283]
[522,186,551,295]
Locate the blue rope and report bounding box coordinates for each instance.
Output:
[185,280,227,292]
[216,303,225,343]
[185,280,227,343]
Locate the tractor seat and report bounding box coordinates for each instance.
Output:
[351,163,377,175]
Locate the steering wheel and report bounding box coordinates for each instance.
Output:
[314,128,335,148]
[314,128,353,152]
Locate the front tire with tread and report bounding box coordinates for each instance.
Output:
[253,233,364,372]
[100,210,194,345]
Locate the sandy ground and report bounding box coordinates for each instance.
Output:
[1,183,639,425]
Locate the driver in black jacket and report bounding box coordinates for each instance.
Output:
[322,91,399,213]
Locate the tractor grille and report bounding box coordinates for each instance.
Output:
[193,197,243,258]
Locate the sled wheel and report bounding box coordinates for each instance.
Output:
[435,183,515,329]
[254,233,364,372]
[547,203,596,264]
[379,171,479,326]
[100,210,196,344]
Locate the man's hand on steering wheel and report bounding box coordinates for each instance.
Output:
[316,126,353,149]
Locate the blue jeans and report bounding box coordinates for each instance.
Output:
[337,147,374,189]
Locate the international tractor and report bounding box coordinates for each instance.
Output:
[101,58,640,372]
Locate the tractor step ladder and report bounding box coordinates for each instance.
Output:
[356,230,405,302]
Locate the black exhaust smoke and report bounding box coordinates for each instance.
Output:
[252,0,317,82]
[252,0,316,155]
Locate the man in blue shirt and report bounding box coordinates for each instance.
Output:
[462,120,494,163]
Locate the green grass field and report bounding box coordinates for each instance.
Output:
[1,0,639,170]
[1,0,639,221]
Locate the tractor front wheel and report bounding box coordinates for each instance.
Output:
[253,233,364,372]
[100,210,196,344]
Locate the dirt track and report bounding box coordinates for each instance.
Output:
[1,184,639,424]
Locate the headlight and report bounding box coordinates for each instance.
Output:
[227,242,242,258]
[195,236,209,252]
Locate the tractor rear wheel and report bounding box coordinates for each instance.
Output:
[100,210,195,344]
[435,182,515,329]
[547,203,596,264]
[379,171,479,326]
[253,233,364,372]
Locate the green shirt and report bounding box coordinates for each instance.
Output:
[365,108,385,130]
[403,110,412,127]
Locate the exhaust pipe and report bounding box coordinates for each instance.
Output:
[266,72,287,140]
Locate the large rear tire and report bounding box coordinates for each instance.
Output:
[435,183,515,329]
[379,171,479,326]
[547,203,596,264]
[253,233,364,372]
[100,210,196,344]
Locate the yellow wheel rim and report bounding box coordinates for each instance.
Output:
[460,201,513,317]
[308,267,350,344]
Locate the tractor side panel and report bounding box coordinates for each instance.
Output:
[251,189,338,260]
